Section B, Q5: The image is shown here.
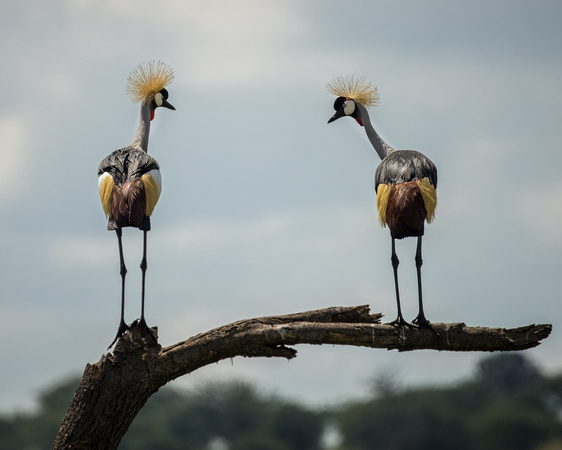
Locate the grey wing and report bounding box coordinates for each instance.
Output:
[375,150,437,191]
[98,148,128,185]
[126,150,160,180]
[98,147,159,186]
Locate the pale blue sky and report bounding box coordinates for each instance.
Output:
[1,0,561,412]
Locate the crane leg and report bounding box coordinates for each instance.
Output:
[412,236,438,335]
[388,238,411,329]
[108,228,129,349]
[137,230,157,342]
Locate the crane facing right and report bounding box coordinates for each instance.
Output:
[327,76,438,333]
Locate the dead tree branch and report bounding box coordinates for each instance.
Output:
[53,305,551,449]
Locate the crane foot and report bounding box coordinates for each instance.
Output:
[131,317,158,343]
[387,316,415,329]
[108,321,130,349]
[412,315,440,336]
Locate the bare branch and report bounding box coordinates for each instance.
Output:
[53,305,551,449]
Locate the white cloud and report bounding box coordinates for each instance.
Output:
[157,204,378,260]
[164,1,331,88]
[37,67,82,104]
[0,115,29,205]
[519,181,562,246]
[47,236,114,269]
[63,0,346,89]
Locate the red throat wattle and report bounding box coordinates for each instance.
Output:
[355,117,364,127]
[150,110,155,121]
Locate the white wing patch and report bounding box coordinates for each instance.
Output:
[146,169,162,196]
[98,172,114,217]
[98,172,110,193]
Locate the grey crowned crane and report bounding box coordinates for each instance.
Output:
[327,76,438,332]
[98,61,175,347]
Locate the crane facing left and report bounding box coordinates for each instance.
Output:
[98,61,175,348]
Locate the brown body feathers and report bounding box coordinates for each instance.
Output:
[111,180,148,230]
[385,181,427,239]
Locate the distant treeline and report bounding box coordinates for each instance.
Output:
[1,353,561,449]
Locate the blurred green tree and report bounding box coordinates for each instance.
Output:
[120,380,324,450]
[336,353,562,450]
[2,353,562,449]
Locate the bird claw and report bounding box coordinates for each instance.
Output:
[387,315,440,337]
[412,315,439,336]
[131,317,158,343]
[387,316,416,329]
[108,321,130,349]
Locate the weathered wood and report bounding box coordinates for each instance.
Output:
[52,305,551,449]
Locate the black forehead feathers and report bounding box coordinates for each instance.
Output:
[160,88,169,100]
[333,96,346,111]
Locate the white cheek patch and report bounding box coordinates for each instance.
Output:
[343,99,356,116]
[154,92,163,107]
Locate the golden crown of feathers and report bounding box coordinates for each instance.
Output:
[126,61,175,103]
[326,75,380,108]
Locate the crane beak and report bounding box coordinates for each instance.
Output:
[328,108,345,124]
[162,99,176,111]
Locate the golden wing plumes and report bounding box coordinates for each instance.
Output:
[126,61,175,103]
[326,75,380,108]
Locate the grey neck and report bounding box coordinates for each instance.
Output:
[357,103,394,160]
[130,101,152,152]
